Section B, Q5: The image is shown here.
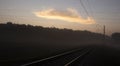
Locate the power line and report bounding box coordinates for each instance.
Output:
[86,0,94,18]
[79,0,90,17]
[78,0,107,36]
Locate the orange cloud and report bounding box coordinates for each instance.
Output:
[34,8,95,24]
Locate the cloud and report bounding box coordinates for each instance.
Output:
[33,8,95,24]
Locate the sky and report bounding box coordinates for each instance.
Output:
[0,0,120,35]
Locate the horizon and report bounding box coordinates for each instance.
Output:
[0,22,116,36]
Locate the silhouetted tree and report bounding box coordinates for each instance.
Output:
[0,22,109,44]
[112,33,120,43]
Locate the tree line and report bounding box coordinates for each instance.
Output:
[0,22,119,44]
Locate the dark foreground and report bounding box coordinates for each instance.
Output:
[70,45,120,66]
[0,23,120,66]
[17,45,120,66]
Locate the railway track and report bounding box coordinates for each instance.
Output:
[21,48,92,66]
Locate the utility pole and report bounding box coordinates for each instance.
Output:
[103,25,106,44]
[103,25,106,39]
